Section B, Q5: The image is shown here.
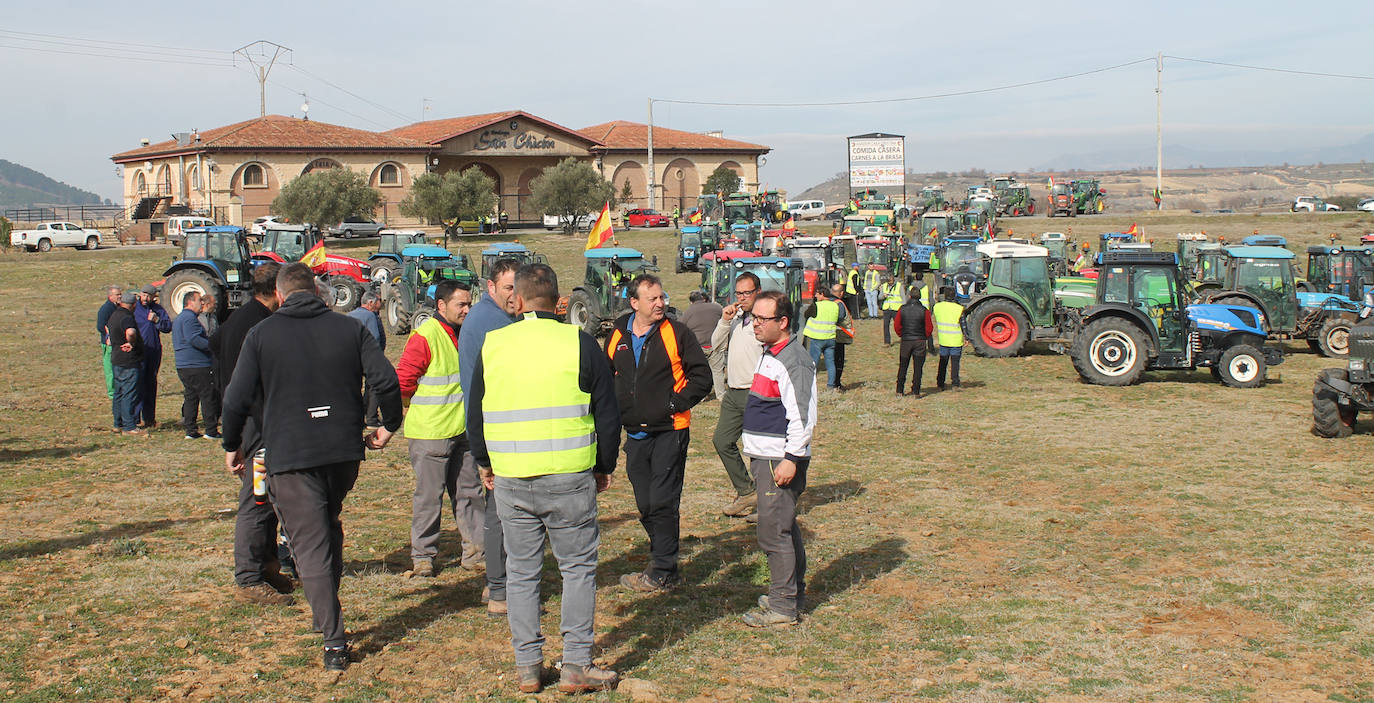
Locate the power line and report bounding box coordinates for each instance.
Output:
[0,28,230,56]
[233,65,390,128]
[1163,55,1374,81]
[0,42,235,68]
[655,57,1158,107]
[286,64,412,123]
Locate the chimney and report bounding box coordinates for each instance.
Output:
[140,138,151,146]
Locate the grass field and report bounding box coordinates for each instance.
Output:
[3,211,1374,702]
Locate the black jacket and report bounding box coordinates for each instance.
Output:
[897,300,931,341]
[606,313,712,433]
[210,297,274,395]
[220,293,402,473]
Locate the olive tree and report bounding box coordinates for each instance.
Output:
[400,167,499,238]
[528,158,615,233]
[703,165,741,197]
[271,168,380,230]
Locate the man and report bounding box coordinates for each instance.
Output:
[843,263,862,319]
[458,257,520,617]
[952,264,977,303]
[133,284,172,428]
[863,265,882,319]
[894,285,934,397]
[97,284,123,403]
[347,292,385,428]
[199,294,219,337]
[221,263,402,672]
[672,205,681,228]
[210,262,295,605]
[740,291,817,628]
[933,286,965,390]
[681,290,724,398]
[801,285,841,390]
[711,272,765,518]
[879,274,905,346]
[1073,243,1091,273]
[830,283,855,390]
[172,291,219,439]
[106,290,145,435]
[607,274,712,592]
[469,264,621,694]
[396,280,482,576]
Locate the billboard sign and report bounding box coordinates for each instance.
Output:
[848,134,905,188]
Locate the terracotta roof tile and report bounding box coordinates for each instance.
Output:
[578,121,768,153]
[387,110,602,147]
[112,115,430,161]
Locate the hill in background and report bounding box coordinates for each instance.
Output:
[0,159,107,211]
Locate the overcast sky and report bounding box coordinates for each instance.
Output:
[3,0,1371,201]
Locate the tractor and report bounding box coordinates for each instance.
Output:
[479,242,546,282]
[919,211,961,240]
[856,237,896,273]
[565,248,662,337]
[700,250,761,303]
[1311,322,1374,438]
[723,193,756,225]
[1202,245,1358,357]
[1071,178,1106,215]
[998,184,1036,216]
[757,190,788,224]
[1066,250,1281,388]
[934,232,985,290]
[698,222,722,253]
[914,186,946,218]
[677,225,706,273]
[162,226,256,319]
[379,245,478,335]
[1300,246,1374,300]
[701,253,805,331]
[369,229,433,284]
[961,241,1097,357]
[1191,242,1226,289]
[785,236,842,302]
[1039,232,1071,276]
[1176,233,1209,279]
[1047,182,1077,218]
[254,223,372,311]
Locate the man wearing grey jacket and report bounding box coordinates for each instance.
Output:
[710,272,765,519]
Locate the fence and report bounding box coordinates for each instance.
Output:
[3,204,128,227]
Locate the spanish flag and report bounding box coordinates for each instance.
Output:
[301,240,327,269]
[585,202,613,250]
[687,210,702,225]
[782,218,796,233]
[1123,222,1139,237]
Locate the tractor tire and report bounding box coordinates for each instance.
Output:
[329,276,364,311]
[410,305,437,331]
[164,269,224,317]
[37,238,52,252]
[1071,316,1147,386]
[383,292,410,336]
[567,290,599,337]
[1312,368,1357,438]
[370,261,397,285]
[85,235,99,250]
[968,299,1030,357]
[1317,318,1351,358]
[1027,200,1036,216]
[1217,344,1266,388]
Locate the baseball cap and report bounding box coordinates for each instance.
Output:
[141,284,158,296]
[121,291,138,304]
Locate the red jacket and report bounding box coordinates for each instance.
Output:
[396,317,459,400]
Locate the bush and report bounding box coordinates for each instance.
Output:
[271,168,380,229]
[1327,195,1361,211]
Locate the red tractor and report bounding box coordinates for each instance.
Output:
[254,224,372,310]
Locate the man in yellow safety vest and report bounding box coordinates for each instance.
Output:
[879,274,904,346]
[863,265,882,318]
[802,286,842,390]
[932,286,965,390]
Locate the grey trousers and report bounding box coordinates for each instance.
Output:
[408,435,485,564]
[707,344,727,398]
[494,470,600,668]
[482,456,507,600]
[751,457,808,618]
[712,388,755,496]
[268,461,359,648]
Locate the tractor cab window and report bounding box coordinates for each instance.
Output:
[379,234,396,252]
[206,234,242,270]
[1132,267,1178,319]
[1011,257,1052,316]
[277,234,305,262]
[1101,267,1130,304]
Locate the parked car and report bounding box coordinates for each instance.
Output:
[1293,196,1342,212]
[167,216,214,245]
[825,208,847,221]
[1358,198,1374,213]
[787,199,826,221]
[327,217,386,239]
[10,221,105,251]
[624,208,670,228]
[249,215,284,236]
[543,212,596,231]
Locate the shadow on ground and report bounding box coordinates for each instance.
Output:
[0,515,219,561]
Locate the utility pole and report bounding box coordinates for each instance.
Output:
[646,98,656,211]
[234,41,292,118]
[1155,52,1163,210]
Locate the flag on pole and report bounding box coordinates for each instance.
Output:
[301,240,327,269]
[1123,222,1139,237]
[687,210,702,225]
[929,226,938,239]
[782,217,796,233]
[585,202,613,250]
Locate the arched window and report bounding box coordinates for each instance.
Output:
[187,164,200,190]
[134,171,147,194]
[242,164,265,187]
[379,163,399,185]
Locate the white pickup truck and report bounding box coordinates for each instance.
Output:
[10,221,105,251]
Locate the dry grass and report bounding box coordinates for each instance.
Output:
[2,213,1374,701]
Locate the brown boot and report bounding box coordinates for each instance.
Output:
[487,598,508,618]
[262,570,295,594]
[516,663,543,693]
[235,582,294,606]
[722,492,757,517]
[557,663,618,693]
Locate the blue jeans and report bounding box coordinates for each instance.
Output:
[112,365,141,431]
[865,289,880,318]
[494,470,600,667]
[808,337,838,387]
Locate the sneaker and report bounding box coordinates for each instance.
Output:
[742,607,798,627]
[557,663,619,693]
[323,645,350,672]
[234,582,294,606]
[722,492,757,517]
[204,432,222,440]
[619,571,676,593]
[516,663,543,693]
[411,559,434,578]
[263,570,295,595]
[184,432,202,440]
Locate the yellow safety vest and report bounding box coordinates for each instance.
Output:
[918,285,931,307]
[480,314,596,478]
[864,269,881,290]
[929,252,941,270]
[846,269,859,295]
[933,301,964,348]
[803,299,840,341]
[404,318,466,440]
[881,282,903,311]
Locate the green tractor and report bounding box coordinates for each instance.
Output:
[1039,232,1071,276]
[1311,323,1374,438]
[919,211,960,240]
[961,241,1096,357]
[1176,233,1209,280]
[914,186,946,217]
[566,247,661,337]
[380,245,478,335]
[1190,242,1226,290]
[999,184,1036,217]
[1071,178,1106,215]
[723,193,756,225]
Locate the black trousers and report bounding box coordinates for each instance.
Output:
[233,417,276,586]
[833,343,847,386]
[268,461,359,648]
[882,310,897,345]
[937,350,962,388]
[897,340,928,394]
[177,367,219,433]
[624,429,690,584]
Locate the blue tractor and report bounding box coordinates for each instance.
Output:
[161,226,256,319]
[565,248,661,337]
[1203,246,1358,357]
[1067,251,1282,387]
[379,245,478,335]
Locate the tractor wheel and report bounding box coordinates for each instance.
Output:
[370,261,397,285]
[1027,201,1036,216]
[164,269,224,317]
[1071,316,1147,386]
[968,299,1030,357]
[383,292,410,336]
[1317,318,1351,358]
[1217,344,1266,388]
[567,290,599,337]
[1312,368,1357,438]
[410,305,437,331]
[329,276,364,311]
[85,235,99,250]
[37,238,52,252]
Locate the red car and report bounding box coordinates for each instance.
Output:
[624,209,671,228]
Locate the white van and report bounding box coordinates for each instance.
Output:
[168,216,214,245]
[788,199,826,220]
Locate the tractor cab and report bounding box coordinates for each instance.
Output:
[724,193,755,224]
[163,226,256,317]
[1304,246,1374,301]
[1098,231,1136,252]
[677,226,705,273]
[256,223,313,262]
[786,236,841,301]
[378,245,474,336]
[916,186,946,216]
[480,242,545,282]
[1176,233,1209,278]
[370,229,431,283]
[1217,246,1297,332]
[856,238,891,272]
[700,250,762,304]
[841,215,869,235]
[759,227,788,256]
[758,190,787,223]
[695,193,723,223]
[938,233,984,280]
[919,212,958,241]
[1093,252,1192,357]
[699,222,721,252]
[736,256,806,333]
[566,248,660,336]
[1242,235,1286,248]
[1193,243,1226,288]
[1039,232,1070,275]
